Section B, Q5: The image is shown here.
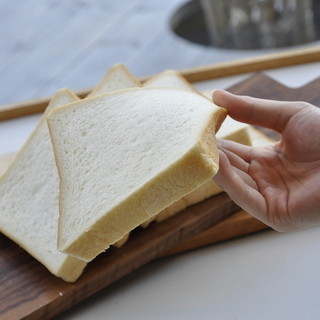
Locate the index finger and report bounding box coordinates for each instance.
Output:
[212,90,304,133]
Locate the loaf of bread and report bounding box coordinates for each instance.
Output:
[0,64,141,281]
[0,64,274,281]
[47,87,226,261]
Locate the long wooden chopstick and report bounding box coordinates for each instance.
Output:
[0,46,319,121]
[180,46,320,82]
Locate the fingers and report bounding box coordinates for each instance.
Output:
[218,139,252,163]
[222,147,249,171]
[215,150,268,225]
[233,167,258,190]
[212,90,302,133]
[217,140,258,189]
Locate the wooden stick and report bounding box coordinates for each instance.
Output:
[0,90,88,122]
[180,46,320,82]
[0,46,319,121]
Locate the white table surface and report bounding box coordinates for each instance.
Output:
[1,1,320,319]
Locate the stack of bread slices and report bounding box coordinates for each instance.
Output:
[0,65,273,282]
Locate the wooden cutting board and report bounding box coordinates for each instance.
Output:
[1,74,319,320]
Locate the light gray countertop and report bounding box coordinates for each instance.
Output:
[1,0,319,105]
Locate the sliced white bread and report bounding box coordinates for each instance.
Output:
[0,64,142,281]
[143,70,196,92]
[89,63,141,248]
[0,89,88,282]
[137,71,252,229]
[47,87,226,261]
[88,63,141,97]
[113,70,194,245]
[144,72,251,145]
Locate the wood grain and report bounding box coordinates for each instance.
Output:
[0,193,239,320]
[227,72,320,106]
[1,73,320,319]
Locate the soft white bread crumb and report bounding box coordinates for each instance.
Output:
[146,76,250,145]
[93,63,142,249]
[0,89,87,282]
[88,63,141,97]
[47,87,226,261]
[90,63,141,250]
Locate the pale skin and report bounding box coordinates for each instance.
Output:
[212,90,320,232]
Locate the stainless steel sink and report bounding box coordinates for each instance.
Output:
[171,0,320,49]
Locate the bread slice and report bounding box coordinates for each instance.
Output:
[88,63,141,97]
[89,63,141,248]
[136,72,252,229]
[143,70,196,92]
[47,87,226,261]
[0,89,88,282]
[110,70,201,245]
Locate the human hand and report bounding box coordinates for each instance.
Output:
[212,90,320,231]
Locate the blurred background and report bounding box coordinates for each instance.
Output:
[1,0,319,105]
